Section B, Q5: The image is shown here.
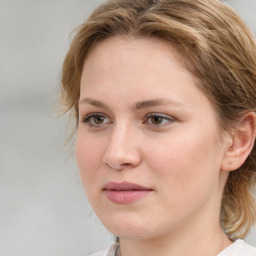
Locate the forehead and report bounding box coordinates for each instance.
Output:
[80,36,192,93]
[84,35,185,66]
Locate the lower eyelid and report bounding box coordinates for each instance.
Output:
[145,115,175,126]
[81,112,174,126]
[81,113,113,128]
[81,113,105,121]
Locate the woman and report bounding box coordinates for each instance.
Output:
[60,0,256,255]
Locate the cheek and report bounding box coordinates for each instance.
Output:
[75,130,105,188]
[141,130,224,229]
[145,128,222,193]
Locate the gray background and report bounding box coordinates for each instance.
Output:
[0,0,255,255]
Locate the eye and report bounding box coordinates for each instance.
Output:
[81,113,111,127]
[145,113,174,127]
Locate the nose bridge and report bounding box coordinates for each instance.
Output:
[111,121,131,146]
[103,120,141,169]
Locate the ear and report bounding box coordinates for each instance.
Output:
[221,112,256,172]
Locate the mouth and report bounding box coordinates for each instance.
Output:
[103,182,153,204]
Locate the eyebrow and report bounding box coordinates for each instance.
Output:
[79,98,108,108]
[79,97,186,110]
[135,98,185,109]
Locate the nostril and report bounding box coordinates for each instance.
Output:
[104,161,132,170]
[121,163,132,167]
[122,162,131,165]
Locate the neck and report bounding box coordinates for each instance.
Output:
[120,228,231,256]
[119,201,232,256]
[120,225,231,256]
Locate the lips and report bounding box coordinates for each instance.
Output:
[103,182,153,204]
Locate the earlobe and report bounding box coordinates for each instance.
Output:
[221,112,256,172]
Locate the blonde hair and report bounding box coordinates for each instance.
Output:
[61,0,256,240]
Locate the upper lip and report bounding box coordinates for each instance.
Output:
[103,182,153,191]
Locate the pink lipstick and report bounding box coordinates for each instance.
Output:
[103,182,153,204]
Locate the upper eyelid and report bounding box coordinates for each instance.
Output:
[81,112,109,120]
[144,113,176,127]
[81,113,112,128]
[80,112,175,124]
[146,113,174,119]
[80,112,174,119]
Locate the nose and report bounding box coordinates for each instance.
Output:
[102,123,142,170]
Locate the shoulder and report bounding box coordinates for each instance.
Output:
[218,239,256,256]
[86,244,118,256]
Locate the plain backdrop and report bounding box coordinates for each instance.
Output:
[0,0,255,255]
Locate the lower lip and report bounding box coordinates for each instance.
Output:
[104,190,152,204]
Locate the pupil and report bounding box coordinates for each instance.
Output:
[152,116,163,124]
[94,116,104,124]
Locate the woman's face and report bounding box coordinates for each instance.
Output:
[76,36,230,240]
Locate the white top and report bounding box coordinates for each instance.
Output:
[218,240,256,256]
[87,240,256,256]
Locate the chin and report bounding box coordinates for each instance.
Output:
[99,213,160,240]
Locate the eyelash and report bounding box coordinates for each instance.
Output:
[145,113,175,127]
[81,112,110,127]
[81,113,175,128]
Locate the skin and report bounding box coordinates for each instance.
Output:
[76,36,234,256]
